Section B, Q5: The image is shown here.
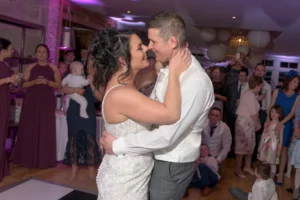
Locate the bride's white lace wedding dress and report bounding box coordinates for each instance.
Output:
[96,85,154,200]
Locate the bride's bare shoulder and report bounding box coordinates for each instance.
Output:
[105,86,140,102]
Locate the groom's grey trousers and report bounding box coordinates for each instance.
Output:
[149,159,196,200]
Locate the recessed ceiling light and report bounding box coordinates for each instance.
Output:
[127,11,131,14]
[232,16,236,19]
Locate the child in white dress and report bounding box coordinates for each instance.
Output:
[62,61,90,118]
[258,105,284,178]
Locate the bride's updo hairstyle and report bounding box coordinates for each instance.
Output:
[90,28,133,89]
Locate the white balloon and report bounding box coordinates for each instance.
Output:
[200,28,216,42]
[218,29,231,42]
[247,31,271,49]
[236,45,249,56]
[207,44,226,62]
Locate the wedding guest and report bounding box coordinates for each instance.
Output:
[135,56,158,97]
[253,63,272,162]
[230,160,278,200]
[58,61,69,79]
[202,107,232,168]
[226,68,248,152]
[257,105,284,178]
[80,48,88,65]
[189,144,220,197]
[62,54,103,180]
[14,44,61,168]
[235,76,263,178]
[64,50,75,66]
[291,124,300,199]
[0,38,17,182]
[211,67,227,115]
[266,70,299,185]
[226,55,245,86]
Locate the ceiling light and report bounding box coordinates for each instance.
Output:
[127,11,131,14]
[232,16,236,19]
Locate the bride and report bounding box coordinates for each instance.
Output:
[90,28,191,200]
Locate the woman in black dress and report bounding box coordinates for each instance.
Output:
[0,38,17,182]
[62,56,104,180]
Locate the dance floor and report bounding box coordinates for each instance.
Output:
[0,179,97,200]
[0,159,294,200]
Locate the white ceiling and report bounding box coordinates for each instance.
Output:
[74,0,300,57]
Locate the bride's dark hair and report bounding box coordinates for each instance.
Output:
[90,28,133,89]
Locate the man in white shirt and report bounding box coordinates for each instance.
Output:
[101,11,214,200]
[253,63,272,161]
[202,107,232,166]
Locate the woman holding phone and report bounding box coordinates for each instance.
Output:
[14,44,61,169]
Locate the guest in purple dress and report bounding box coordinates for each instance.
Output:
[0,38,17,182]
[14,44,61,169]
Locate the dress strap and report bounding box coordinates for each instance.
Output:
[101,84,123,124]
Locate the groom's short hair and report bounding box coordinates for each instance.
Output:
[147,11,186,48]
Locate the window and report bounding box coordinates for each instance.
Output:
[280,62,299,69]
[264,71,272,83]
[289,63,298,69]
[262,60,274,67]
[280,62,289,68]
[278,71,288,83]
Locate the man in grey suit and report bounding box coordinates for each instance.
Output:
[226,67,248,152]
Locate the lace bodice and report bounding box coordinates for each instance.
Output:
[101,85,151,137]
[97,84,154,200]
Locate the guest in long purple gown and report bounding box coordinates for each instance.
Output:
[14,44,61,169]
[0,38,17,182]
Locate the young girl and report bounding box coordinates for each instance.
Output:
[230,160,278,200]
[258,105,284,178]
[291,125,300,199]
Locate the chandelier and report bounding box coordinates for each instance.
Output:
[229,36,249,48]
[226,36,250,56]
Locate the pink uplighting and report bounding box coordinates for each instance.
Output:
[70,0,104,5]
[46,0,60,64]
[110,17,145,26]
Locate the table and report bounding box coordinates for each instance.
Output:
[55,111,105,161]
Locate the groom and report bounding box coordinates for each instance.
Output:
[101,11,214,200]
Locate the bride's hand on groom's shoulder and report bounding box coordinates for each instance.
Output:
[100,131,117,155]
[169,48,192,77]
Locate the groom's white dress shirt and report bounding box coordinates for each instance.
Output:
[113,56,214,163]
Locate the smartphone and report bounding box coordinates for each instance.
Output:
[38,76,44,79]
[236,52,240,60]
